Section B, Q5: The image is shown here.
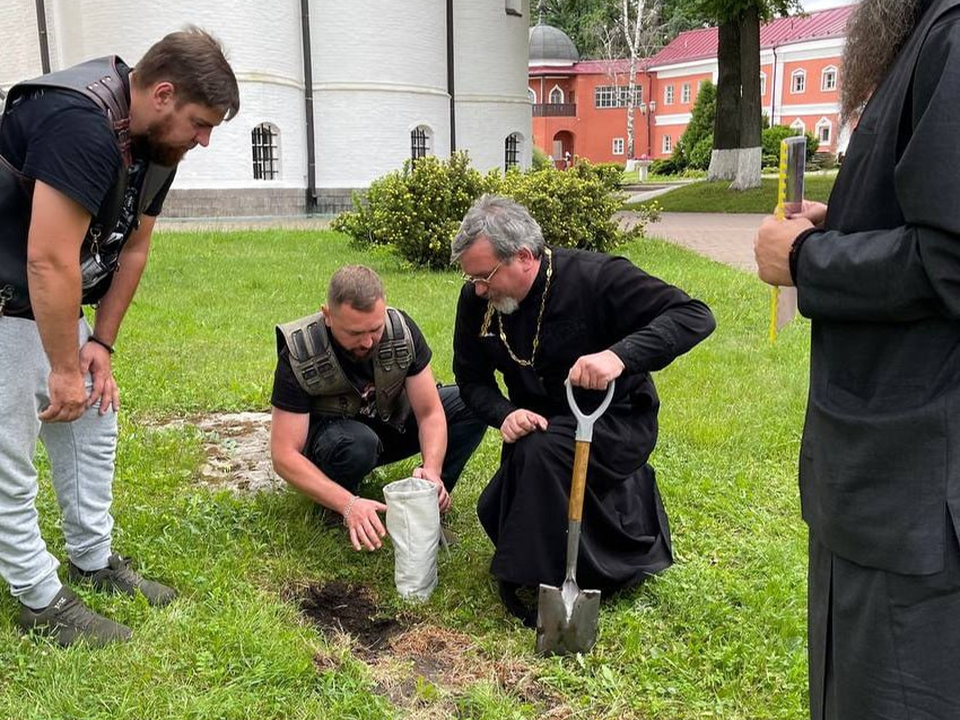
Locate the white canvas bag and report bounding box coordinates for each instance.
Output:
[383,477,440,601]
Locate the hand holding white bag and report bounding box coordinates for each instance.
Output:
[383,477,440,601]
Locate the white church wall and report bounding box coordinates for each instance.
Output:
[454,0,532,171]
[311,0,450,188]
[3,0,530,215]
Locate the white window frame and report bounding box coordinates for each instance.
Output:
[790,118,806,134]
[549,85,564,104]
[760,71,767,97]
[612,137,625,155]
[791,69,806,94]
[681,83,691,104]
[528,87,537,103]
[662,134,672,153]
[821,66,838,92]
[595,85,616,108]
[664,84,675,105]
[816,117,832,144]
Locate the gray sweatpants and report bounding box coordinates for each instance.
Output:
[0,316,116,609]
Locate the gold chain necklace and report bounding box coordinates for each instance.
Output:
[485,247,553,367]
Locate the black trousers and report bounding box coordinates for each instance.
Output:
[808,523,960,720]
[304,384,486,493]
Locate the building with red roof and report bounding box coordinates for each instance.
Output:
[529,4,855,165]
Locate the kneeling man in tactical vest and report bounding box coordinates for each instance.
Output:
[271,265,487,551]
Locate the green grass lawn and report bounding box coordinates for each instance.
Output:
[0,230,812,720]
[626,173,837,213]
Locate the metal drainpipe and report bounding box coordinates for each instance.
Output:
[35,0,51,74]
[447,0,456,154]
[301,0,318,214]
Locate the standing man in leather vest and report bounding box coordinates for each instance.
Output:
[270,265,486,553]
[0,28,239,646]
[756,1,960,717]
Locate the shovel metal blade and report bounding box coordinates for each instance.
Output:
[535,578,601,655]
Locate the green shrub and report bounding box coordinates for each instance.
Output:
[680,80,716,157]
[532,145,553,171]
[332,156,657,269]
[761,126,819,168]
[687,134,714,171]
[650,156,685,176]
[330,152,487,269]
[808,151,837,171]
[570,160,624,191]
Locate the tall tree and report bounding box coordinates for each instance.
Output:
[697,0,799,188]
[534,0,616,59]
[598,0,663,159]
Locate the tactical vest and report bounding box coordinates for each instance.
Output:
[276,307,416,428]
[0,56,175,317]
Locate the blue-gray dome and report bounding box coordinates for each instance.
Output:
[529,24,579,65]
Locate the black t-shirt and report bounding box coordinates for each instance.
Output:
[0,63,175,218]
[271,309,433,418]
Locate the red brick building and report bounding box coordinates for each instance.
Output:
[529,5,854,164]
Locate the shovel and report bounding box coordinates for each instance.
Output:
[536,377,616,656]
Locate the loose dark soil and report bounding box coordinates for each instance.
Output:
[299,581,405,654]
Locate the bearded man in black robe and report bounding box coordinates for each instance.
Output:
[452,194,715,626]
[755,1,960,717]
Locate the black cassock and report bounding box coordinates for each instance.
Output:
[453,246,715,591]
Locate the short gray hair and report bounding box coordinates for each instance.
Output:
[451,194,545,262]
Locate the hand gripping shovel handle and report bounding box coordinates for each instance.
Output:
[564,378,616,525]
[535,380,616,656]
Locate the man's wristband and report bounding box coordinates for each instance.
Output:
[789,228,819,285]
[88,335,115,355]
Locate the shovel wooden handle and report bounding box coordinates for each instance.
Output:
[569,440,590,522]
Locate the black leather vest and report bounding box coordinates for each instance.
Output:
[0,56,174,317]
[275,308,415,429]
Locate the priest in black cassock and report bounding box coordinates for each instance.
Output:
[756,1,960,717]
[451,194,715,626]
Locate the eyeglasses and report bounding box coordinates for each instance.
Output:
[461,260,504,286]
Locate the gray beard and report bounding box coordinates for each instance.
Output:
[492,297,519,315]
[841,0,924,123]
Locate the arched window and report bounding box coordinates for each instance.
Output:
[411,125,432,161]
[251,123,280,180]
[549,85,564,104]
[791,69,806,94]
[790,118,806,134]
[816,117,832,144]
[528,87,537,103]
[505,133,521,170]
[821,66,838,91]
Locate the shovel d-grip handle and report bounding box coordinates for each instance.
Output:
[564,379,615,523]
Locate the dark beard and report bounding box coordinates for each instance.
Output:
[840,0,925,123]
[131,116,188,166]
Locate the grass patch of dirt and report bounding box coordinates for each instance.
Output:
[296,581,571,718]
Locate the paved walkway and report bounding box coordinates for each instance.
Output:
[620,211,765,272]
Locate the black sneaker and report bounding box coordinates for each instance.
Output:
[68,553,177,607]
[18,586,132,647]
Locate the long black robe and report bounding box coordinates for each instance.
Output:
[791,1,960,717]
[453,246,715,591]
